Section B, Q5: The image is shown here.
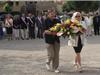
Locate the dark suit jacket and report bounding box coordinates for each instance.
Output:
[13,18,20,29]
[93,15,100,27]
[19,17,28,29]
[36,17,45,29]
[27,17,35,27]
[44,18,61,44]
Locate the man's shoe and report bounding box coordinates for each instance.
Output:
[46,64,50,70]
[54,69,60,73]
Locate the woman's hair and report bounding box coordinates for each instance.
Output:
[71,12,81,22]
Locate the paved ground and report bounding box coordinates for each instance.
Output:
[0,36,100,75]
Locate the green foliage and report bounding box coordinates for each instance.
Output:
[3,3,12,12]
[62,1,99,12]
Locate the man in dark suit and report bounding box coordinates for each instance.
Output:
[44,9,61,73]
[36,13,45,38]
[93,13,100,35]
[27,13,35,39]
[19,13,28,40]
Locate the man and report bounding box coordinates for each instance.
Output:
[27,13,35,39]
[13,15,20,40]
[36,13,45,39]
[44,9,61,73]
[19,13,29,40]
[93,13,100,36]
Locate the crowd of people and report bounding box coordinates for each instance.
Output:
[0,12,46,40]
[0,10,100,40]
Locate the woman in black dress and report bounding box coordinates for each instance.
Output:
[70,12,87,72]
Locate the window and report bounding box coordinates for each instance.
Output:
[15,2,19,6]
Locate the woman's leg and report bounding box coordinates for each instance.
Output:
[75,53,81,66]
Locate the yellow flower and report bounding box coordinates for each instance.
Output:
[74,19,79,25]
[78,27,81,30]
[64,19,70,25]
[49,23,61,32]
[77,24,81,26]
[56,23,61,26]
[49,27,56,31]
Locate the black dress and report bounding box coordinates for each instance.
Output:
[73,35,83,53]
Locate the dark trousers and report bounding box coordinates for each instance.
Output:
[29,27,35,39]
[37,28,43,38]
[94,25,100,35]
[0,27,3,39]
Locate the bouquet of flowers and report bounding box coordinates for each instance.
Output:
[48,19,86,37]
[49,23,66,36]
[63,19,86,37]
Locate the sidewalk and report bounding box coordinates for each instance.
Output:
[0,36,100,75]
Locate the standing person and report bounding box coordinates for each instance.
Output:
[0,21,3,39]
[68,12,87,72]
[27,13,35,39]
[93,13,100,36]
[13,15,20,40]
[4,14,13,40]
[87,14,93,36]
[36,13,45,39]
[19,13,28,40]
[44,9,61,73]
[83,14,93,36]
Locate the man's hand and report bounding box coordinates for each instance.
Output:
[44,30,57,35]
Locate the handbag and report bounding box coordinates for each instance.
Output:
[68,36,76,46]
[3,27,6,32]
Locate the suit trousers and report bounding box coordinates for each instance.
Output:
[20,29,28,39]
[13,29,20,38]
[46,42,60,70]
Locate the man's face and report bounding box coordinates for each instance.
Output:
[28,13,32,17]
[22,14,25,17]
[48,12,55,19]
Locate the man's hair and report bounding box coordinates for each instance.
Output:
[47,9,55,15]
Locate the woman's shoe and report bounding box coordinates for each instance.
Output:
[73,63,78,71]
[77,65,82,72]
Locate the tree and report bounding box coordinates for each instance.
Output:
[20,2,37,16]
[3,3,12,12]
[62,1,99,13]
[3,1,13,12]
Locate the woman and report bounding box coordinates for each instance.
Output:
[69,12,87,72]
[4,14,13,40]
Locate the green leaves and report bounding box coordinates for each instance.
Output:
[62,1,99,12]
[3,3,12,12]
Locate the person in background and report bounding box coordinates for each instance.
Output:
[0,21,3,39]
[36,13,45,39]
[4,14,13,40]
[27,13,35,39]
[93,12,100,36]
[44,9,61,73]
[83,14,93,36]
[13,15,20,40]
[19,13,28,40]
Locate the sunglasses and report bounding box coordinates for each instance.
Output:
[75,15,81,17]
